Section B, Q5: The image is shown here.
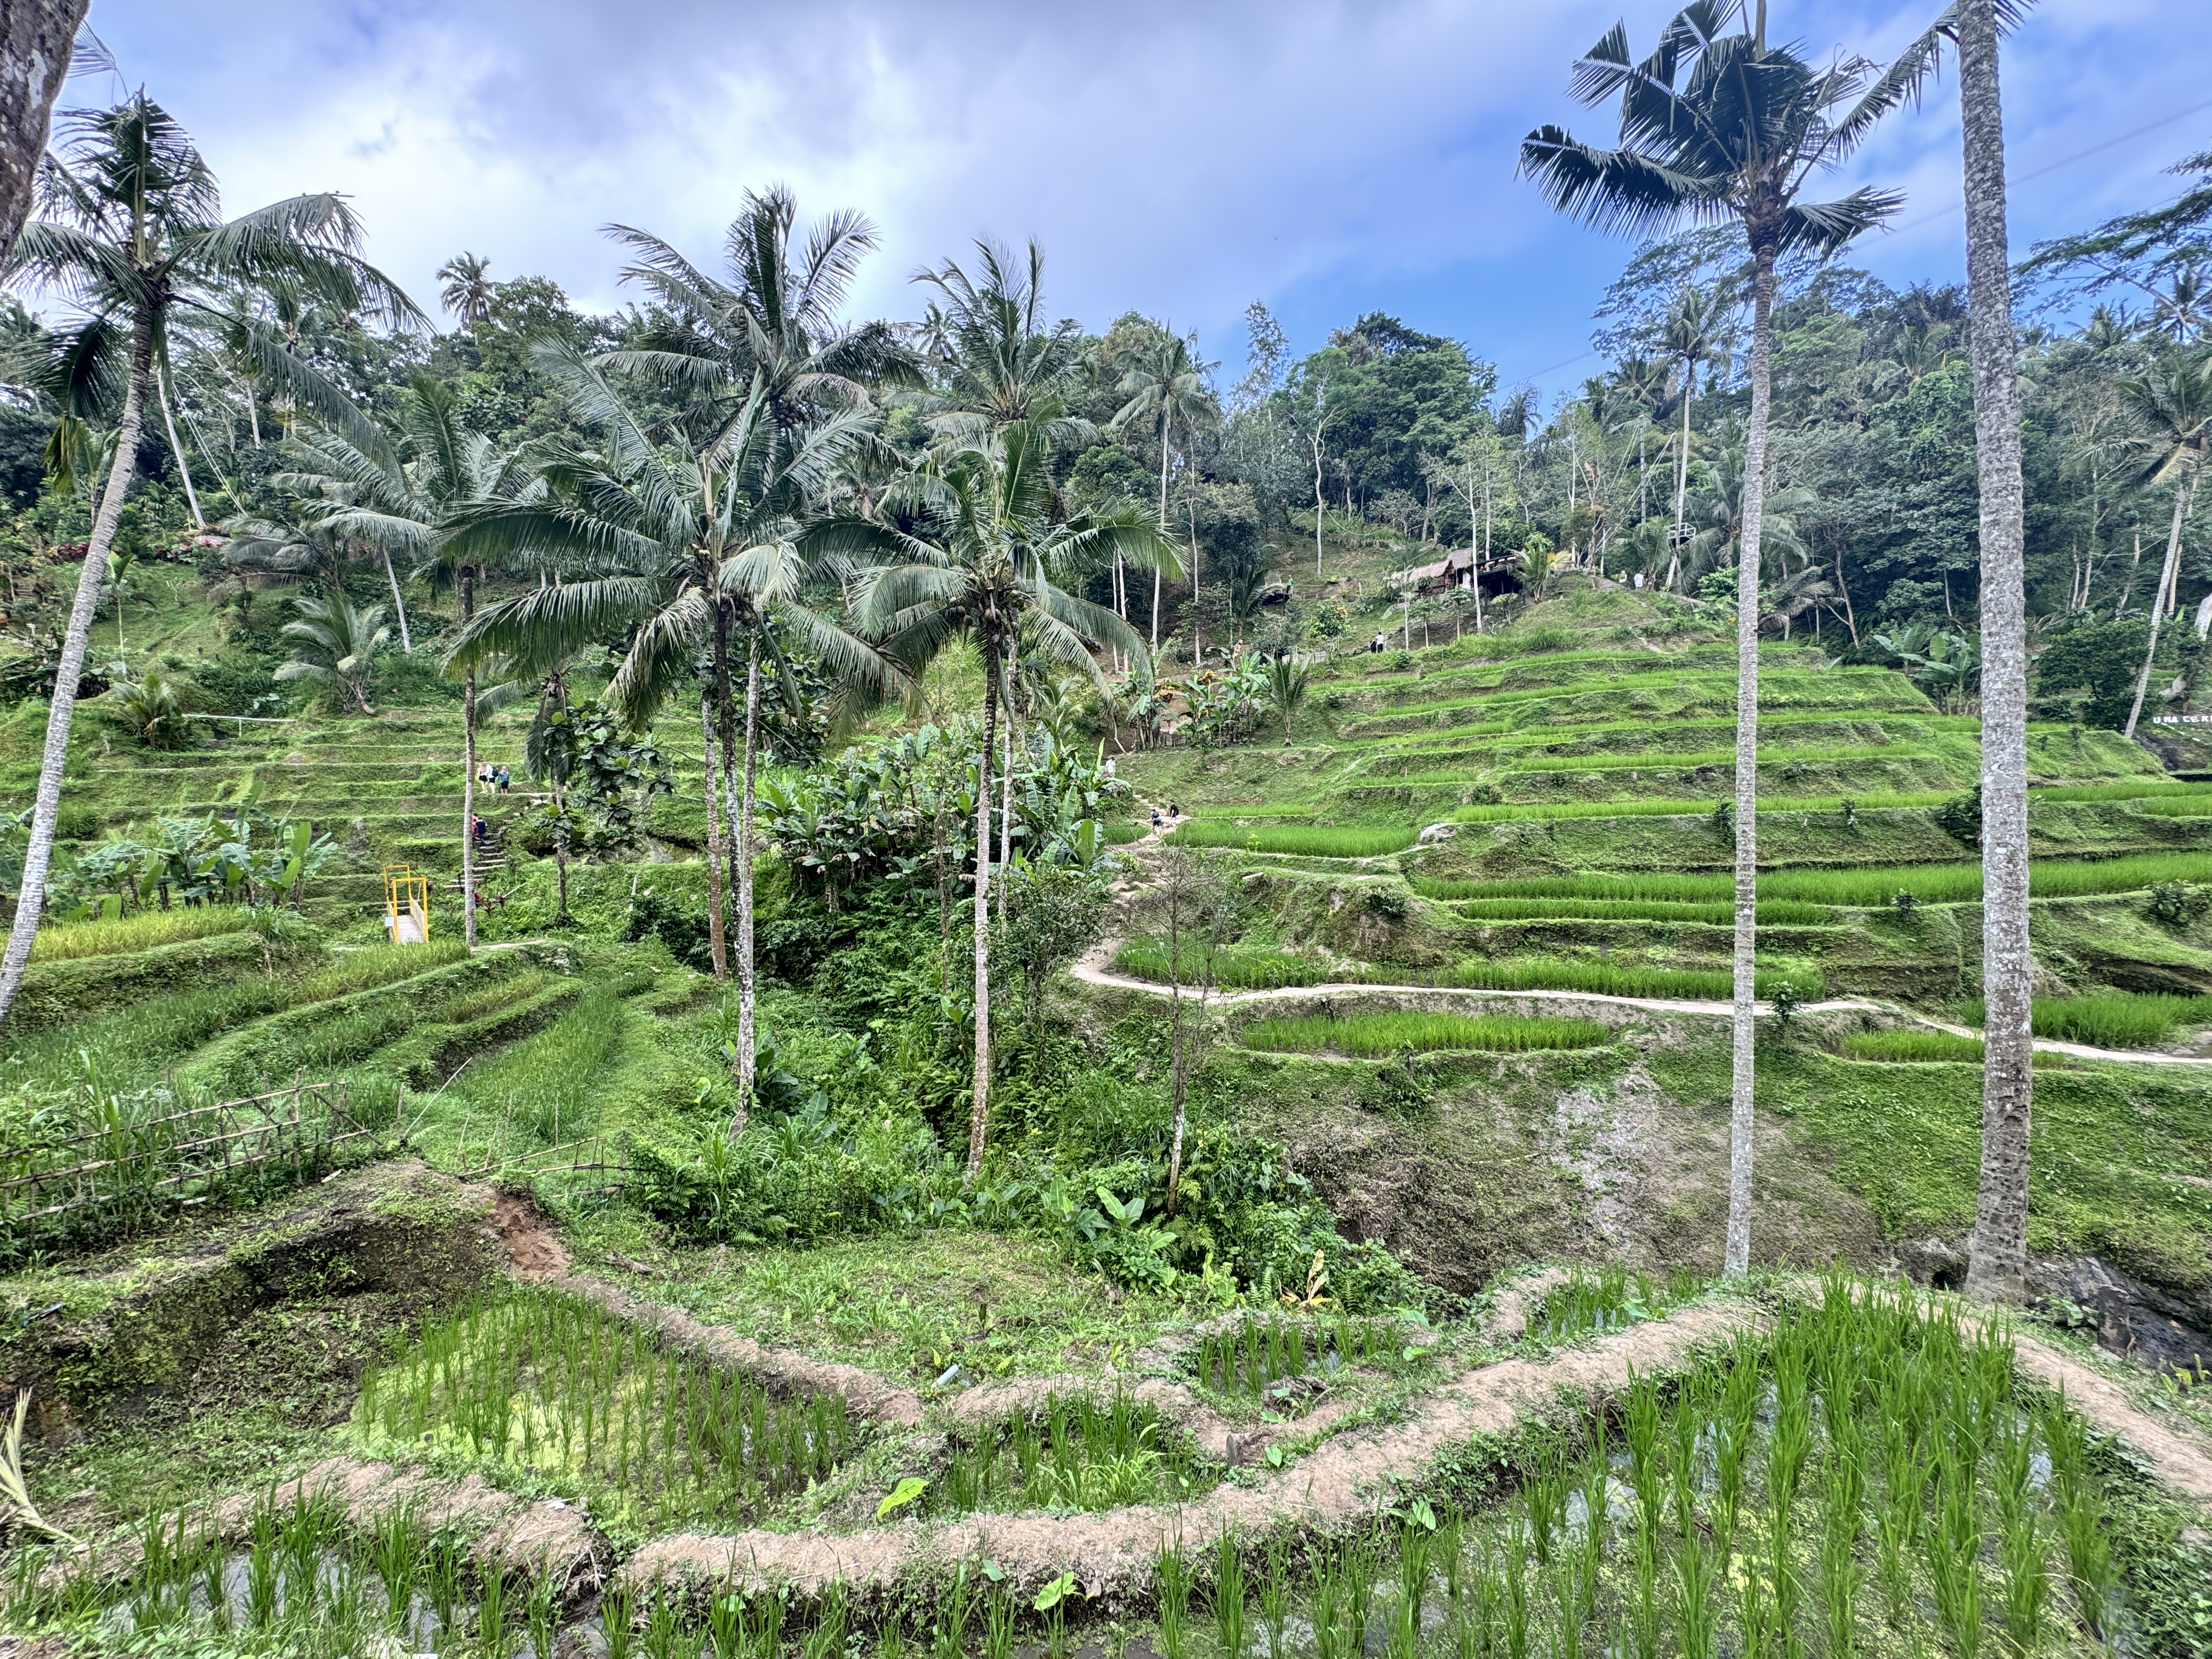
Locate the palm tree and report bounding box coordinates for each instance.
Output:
[1948,0,2035,1305]
[2117,351,2212,739]
[910,240,1093,447]
[436,252,494,332]
[0,92,419,1029]
[1521,1,1932,1275]
[1660,285,1729,589]
[0,0,88,267]
[1265,652,1311,743]
[1677,432,1815,590]
[445,346,887,1119]
[1111,332,1216,646]
[843,421,1167,1183]
[275,590,391,714]
[278,371,540,946]
[600,186,917,441]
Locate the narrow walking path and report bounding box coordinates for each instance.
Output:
[1070,939,2212,1068]
[620,1297,1757,1602]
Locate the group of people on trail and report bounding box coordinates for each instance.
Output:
[1149,801,1182,830]
[476,763,511,792]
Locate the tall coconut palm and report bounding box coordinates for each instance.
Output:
[841,421,1168,1183]
[1660,285,1729,589]
[0,92,420,1029]
[1522,0,1934,1274]
[276,372,539,946]
[1111,332,1217,646]
[436,252,494,332]
[600,186,917,443]
[598,189,917,924]
[2117,352,2212,740]
[445,345,889,1120]
[1950,0,2036,1305]
[910,240,1093,447]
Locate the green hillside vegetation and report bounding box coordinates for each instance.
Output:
[3,59,2211,1659]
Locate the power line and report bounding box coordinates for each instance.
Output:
[1510,96,2212,383]
[1888,96,2212,234]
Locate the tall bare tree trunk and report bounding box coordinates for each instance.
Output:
[2123,483,2191,740]
[1959,0,2034,1304]
[1723,245,1776,1278]
[0,311,148,1028]
[155,362,205,529]
[460,565,478,949]
[698,690,729,983]
[731,643,759,1131]
[966,639,1000,1186]
[1669,365,1693,591]
[0,0,84,267]
[380,548,411,653]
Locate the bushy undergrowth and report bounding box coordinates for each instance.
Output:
[1165,820,1417,856]
[1241,1011,1610,1056]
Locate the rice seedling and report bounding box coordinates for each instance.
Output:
[1259,1280,2137,1659]
[29,906,259,961]
[1434,956,1816,1002]
[1192,1310,1396,1400]
[1259,1541,1290,1659]
[927,1390,1207,1515]
[1415,850,2212,909]
[1214,1530,1248,1659]
[1240,1011,1611,1057]
[1441,896,1832,926]
[1164,821,1418,857]
[1447,793,1956,827]
[1958,992,2212,1049]
[2033,780,2212,804]
[1156,1538,1190,1659]
[353,1284,860,1528]
[1111,939,1334,990]
[1527,1263,1701,1341]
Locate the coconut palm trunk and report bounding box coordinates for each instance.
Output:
[1957,0,2034,1305]
[698,690,729,981]
[460,564,478,948]
[380,548,411,652]
[732,643,760,1127]
[966,637,1001,1185]
[1669,371,1693,590]
[155,362,205,529]
[1723,245,1776,1278]
[0,313,150,1026]
[2123,481,2192,740]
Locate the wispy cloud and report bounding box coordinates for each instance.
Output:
[80,0,2212,390]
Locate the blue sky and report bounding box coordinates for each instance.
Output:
[82,0,2212,401]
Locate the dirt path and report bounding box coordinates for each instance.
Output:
[1069,952,2212,1068]
[2011,1331,2212,1503]
[620,1297,1756,1607]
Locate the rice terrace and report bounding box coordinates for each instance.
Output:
[1,0,2211,1655]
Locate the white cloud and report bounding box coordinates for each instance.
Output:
[74,0,2212,381]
